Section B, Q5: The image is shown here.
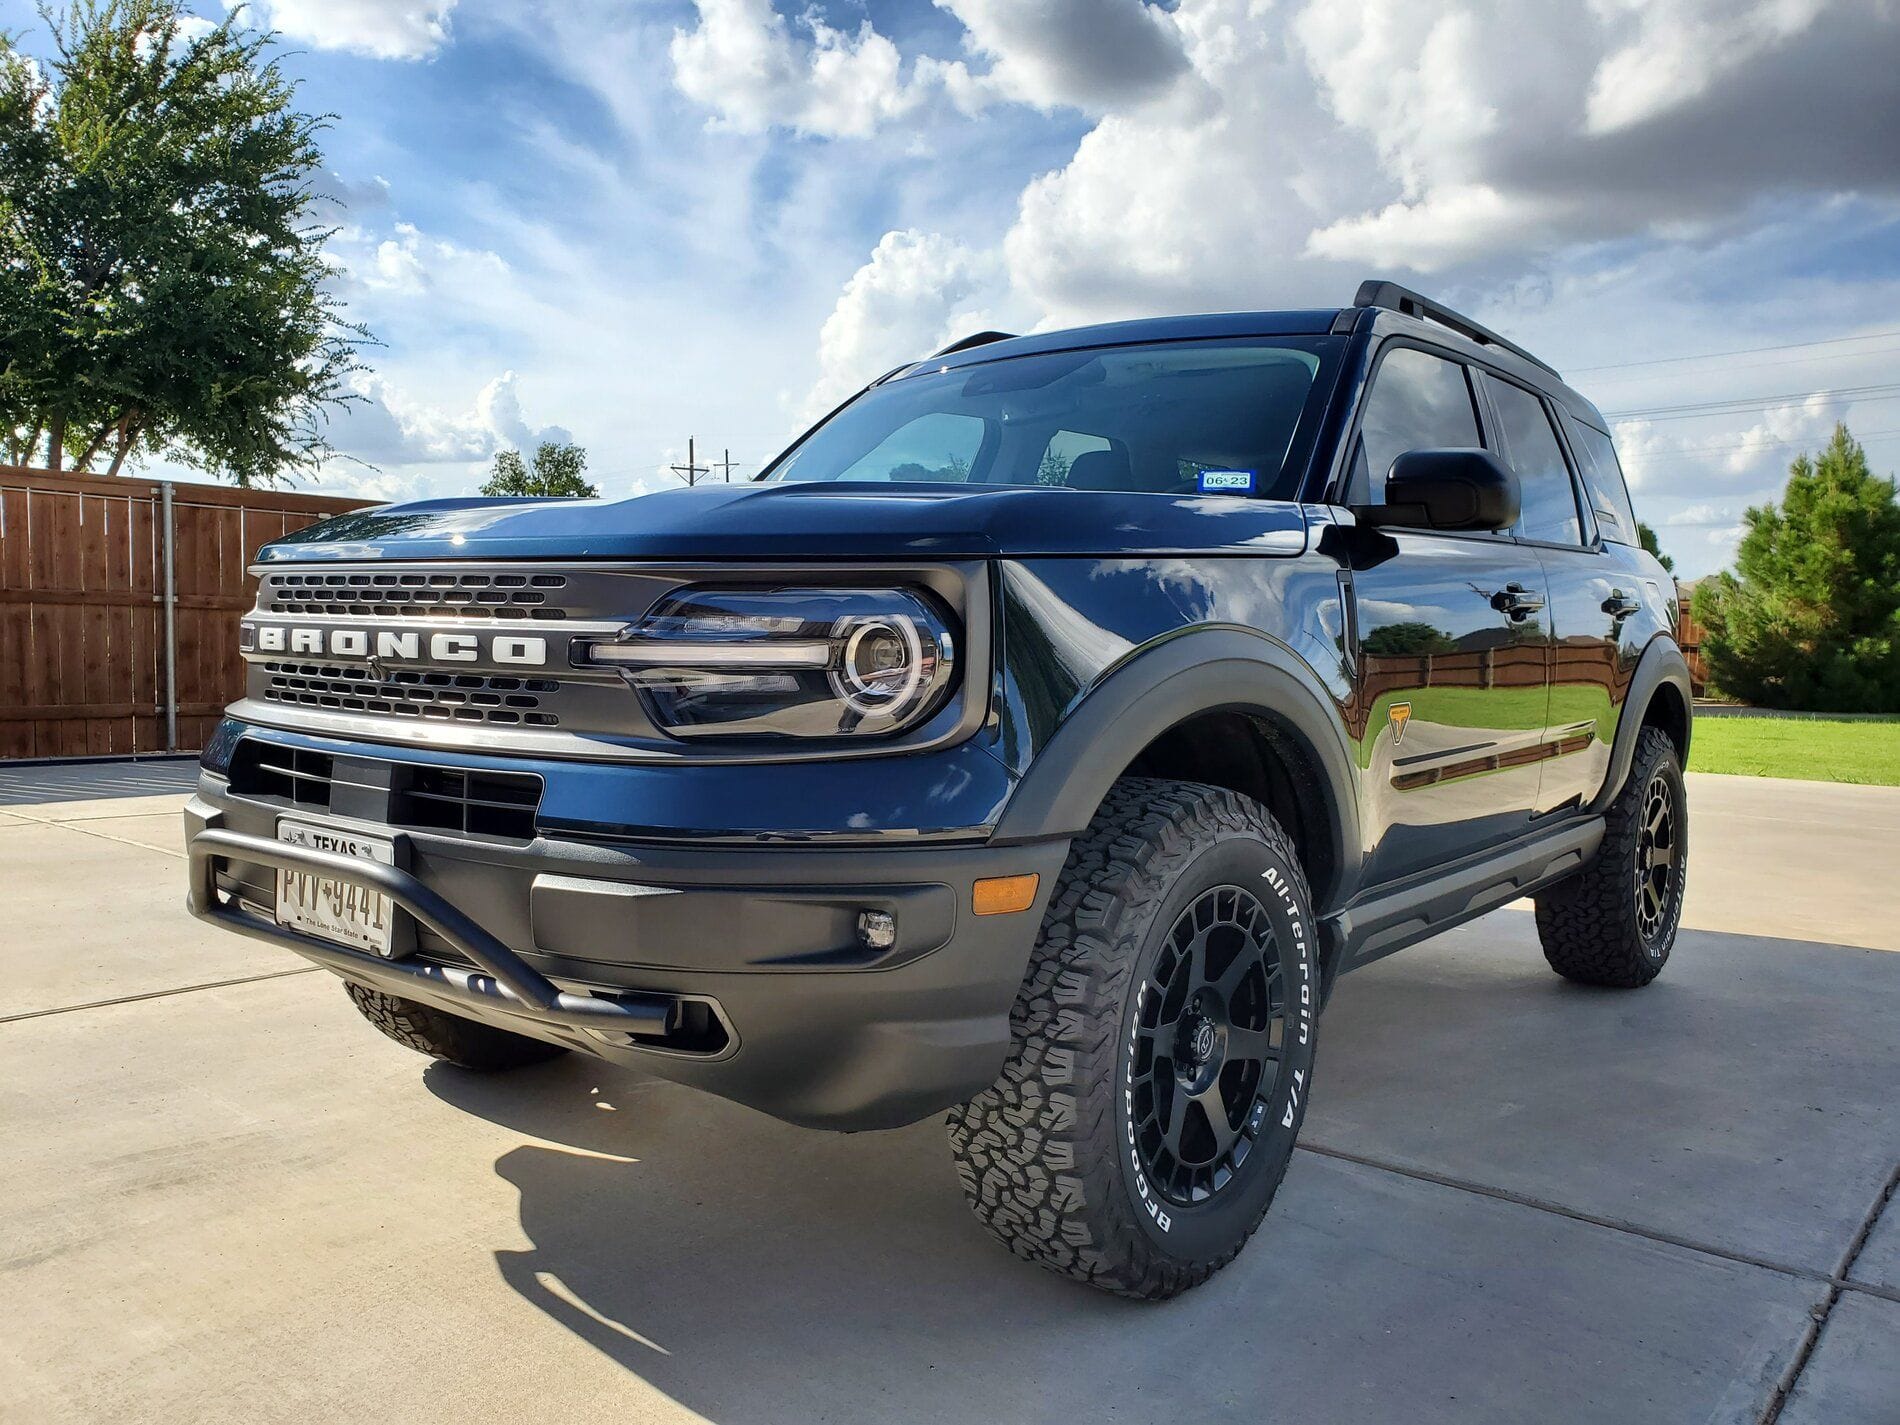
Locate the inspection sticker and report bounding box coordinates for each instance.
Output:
[1198,469,1255,493]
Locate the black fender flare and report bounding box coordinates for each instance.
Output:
[990,626,1364,909]
[1591,635,1693,814]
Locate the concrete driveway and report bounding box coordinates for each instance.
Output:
[2,769,1896,1424]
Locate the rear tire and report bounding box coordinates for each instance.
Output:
[947,777,1319,1300]
[1535,725,1687,988]
[343,983,569,1071]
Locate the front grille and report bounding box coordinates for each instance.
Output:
[233,742,335,810]
[229,740,544,842]
[240,560,687,751]
[261,570,569,620]
[261,662,561,727]
[393,765,541,839]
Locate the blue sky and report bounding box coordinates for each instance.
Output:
[6,0,1899,577]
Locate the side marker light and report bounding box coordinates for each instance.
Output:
[973,873,1040,916]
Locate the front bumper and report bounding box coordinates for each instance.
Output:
[185,777,1068,1130]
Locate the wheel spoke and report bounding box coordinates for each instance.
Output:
[1224,1024,1281,1064]
[1181,932,1212,996]
[1143,1017,1179,1060]
[1192,1082,1238,1153]
[1214,947,1257,1000]
[1160,1083,1190,1158]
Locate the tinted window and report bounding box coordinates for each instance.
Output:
[1037,429,1112,486]
[768,341,1332,498]
[1352,347,1482,505]
[1483,376,1582,544]
[830,412,984,483]
[1563,413,1639,545]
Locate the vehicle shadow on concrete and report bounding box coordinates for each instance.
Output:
[425,916,1897,1425]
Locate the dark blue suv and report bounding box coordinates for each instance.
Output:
[186,281,1692,1298]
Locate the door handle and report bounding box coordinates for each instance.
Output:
[1490,582,1545,620]
[1602,592,1642,620]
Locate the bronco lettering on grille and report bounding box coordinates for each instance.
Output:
[240,623,549,667]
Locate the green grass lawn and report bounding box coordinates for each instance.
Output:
[1689,716,1900,785]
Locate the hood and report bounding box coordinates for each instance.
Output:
[259,482,1309,563]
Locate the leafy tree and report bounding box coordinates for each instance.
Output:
[1038,449,1071,486]
[1692,424,1900,712]
[481,441,597,498]
[0,1,365,483]
[1637,520,1675,573]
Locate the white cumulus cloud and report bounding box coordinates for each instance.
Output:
[670,0,929,138]
[332,221,510,297]
[667,0,1198,137]
[324,371,569,467]
[247,0,458,61]
[803,229,1004,416]
[1585,0,1832,133]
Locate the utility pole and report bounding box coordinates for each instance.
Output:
[669,437,709,487]
[711,449,743,483]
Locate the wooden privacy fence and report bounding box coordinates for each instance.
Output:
[1676,605,1709,696]
[0,466,369,760]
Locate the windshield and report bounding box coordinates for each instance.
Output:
[764,338,1338,499]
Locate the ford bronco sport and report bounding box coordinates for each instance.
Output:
[185,281,1692,1298]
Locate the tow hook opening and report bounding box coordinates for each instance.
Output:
[585,996,731,1056]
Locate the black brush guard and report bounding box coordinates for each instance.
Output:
[187,827,675,1037]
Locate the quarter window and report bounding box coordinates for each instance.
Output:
[1351,347,1483,506]
[1563,414,1640,545]
[1482,376,1583,545]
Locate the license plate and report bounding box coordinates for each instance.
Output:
[275,820,397,956]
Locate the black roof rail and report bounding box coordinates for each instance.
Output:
[932,330,1017,358]
[1353,280,1560,378]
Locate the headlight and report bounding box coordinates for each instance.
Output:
[578,587,958,739]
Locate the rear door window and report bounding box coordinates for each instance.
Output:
[1481,375,1584,546]
[1351,346,1484,506]
[1562,414,1640,546]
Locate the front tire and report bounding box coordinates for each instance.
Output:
[343,983,569,1071]
[947,778,1319,1300]
[1535,725,1688,987]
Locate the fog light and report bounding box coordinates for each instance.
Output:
[973,873,1040,916]
[857,909,897,951]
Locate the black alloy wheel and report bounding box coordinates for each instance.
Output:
[1535,724,1687,988]
[948,777,1319,1299]
[1633,772,1679,946]
[1130,885,1287,1207]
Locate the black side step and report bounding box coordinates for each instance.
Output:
[1328,815,1604,972]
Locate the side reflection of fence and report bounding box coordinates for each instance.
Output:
[1345,642,1618,741]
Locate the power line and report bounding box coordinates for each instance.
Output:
[1570,327,1900,374]
[1582,342,1900,384]
[1602,382,1900,422]
[1618,426,1900,458]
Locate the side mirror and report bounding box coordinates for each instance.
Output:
[1354,448,1520,532]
